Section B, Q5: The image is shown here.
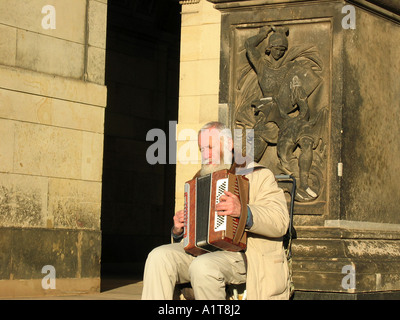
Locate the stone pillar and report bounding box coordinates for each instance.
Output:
[207,0,400,298]
[0,0,107,297]
[175,0,222,211]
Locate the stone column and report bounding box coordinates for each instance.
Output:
[175,0,222,211]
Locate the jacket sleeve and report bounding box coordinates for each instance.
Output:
[246,168,290,238]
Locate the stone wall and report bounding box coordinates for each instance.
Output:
[0,0,107,297]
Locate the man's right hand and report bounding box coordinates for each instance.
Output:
[172,209,184,235]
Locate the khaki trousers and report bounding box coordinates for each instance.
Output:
[141,243,246,300]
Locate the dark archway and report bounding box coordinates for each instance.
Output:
[101,0,181,289]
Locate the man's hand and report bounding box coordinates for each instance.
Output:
[215,191,241,218]
[172,209,184,235]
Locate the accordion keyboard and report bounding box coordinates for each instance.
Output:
[214,178,228,231]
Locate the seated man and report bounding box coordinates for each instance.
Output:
[141,121,290,300]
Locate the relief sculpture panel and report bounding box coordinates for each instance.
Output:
[232,21,331,212]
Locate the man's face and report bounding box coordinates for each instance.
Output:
[198,128,233,176]
[199,128,224,165]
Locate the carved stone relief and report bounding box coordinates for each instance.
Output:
[233,22,331,205]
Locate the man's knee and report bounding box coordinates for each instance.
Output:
[146,244,176,267]
[189,255,221,281]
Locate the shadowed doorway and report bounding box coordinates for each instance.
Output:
[101,0,181,290]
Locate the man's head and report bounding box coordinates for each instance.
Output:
[198,121,233,176]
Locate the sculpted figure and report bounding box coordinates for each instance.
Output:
[235,26,326,201]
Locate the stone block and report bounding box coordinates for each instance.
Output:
[181,1,202,27]
[178,96,201,124]
[0,227,101,283]
[80,230,102,278]
[88,0,108,49]
[0,24,16,67]
[0,65,107,108]
[180,25,202,62]
[87,46,106,85]
[13,122,81,179]
[0,88,105,133]
[0,229,12,279]
[181,23,221,61]
[0,119,14,173]
[199,0,221,24]
[13,122,103,181]
[181,0,220,27]
[292,226,400,294]
[179,59,220,96]
[0,172,48,228]
[47,178,102,230]
[198,94,219,123]
[16,29,85,79]
[11,228,79,279]
[81,131,104,182]
[0,0,87,44]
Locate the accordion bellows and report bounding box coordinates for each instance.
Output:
[183,170,249,256]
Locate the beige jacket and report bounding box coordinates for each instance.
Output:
[238,162,290,300]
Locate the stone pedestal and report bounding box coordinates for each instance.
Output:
[208,0,400,297]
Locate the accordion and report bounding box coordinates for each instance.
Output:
[183,170,249,256]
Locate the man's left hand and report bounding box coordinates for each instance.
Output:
[215,191,241,218]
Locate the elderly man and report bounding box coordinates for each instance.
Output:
[141,121,290,300]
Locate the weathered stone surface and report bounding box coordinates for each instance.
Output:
[0,173,48,228]
[88,0,108,49]
[0,119,14,173]
[0,0,107,84]
[0,24,16,67]
[0,88,105,133]
[0,228,101,281]
[16,29,85,79]
[341,8,400,224]
[0,0,86,44]
[48,179,102,230]
[292,227,400,293]
[0,65,107,107]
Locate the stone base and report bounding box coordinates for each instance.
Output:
[292,225,400,295]
[0,278,100,299]
[0,227,101,298]
[293,290,400,300]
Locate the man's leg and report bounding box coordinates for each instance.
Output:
[189,251,246,300]
[141,243,194,300]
